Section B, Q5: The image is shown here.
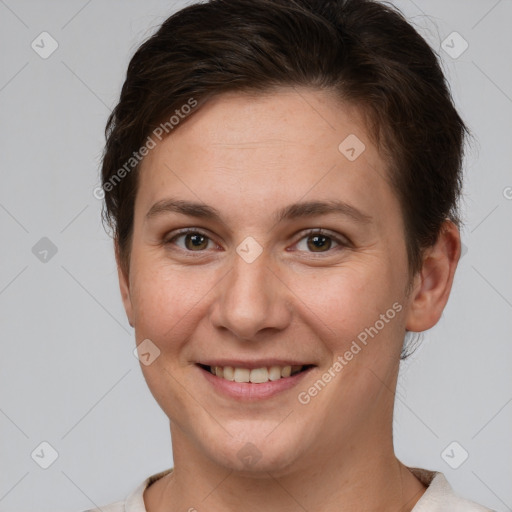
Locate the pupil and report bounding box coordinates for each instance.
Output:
[308,235,330,252]
[187,233,207,249]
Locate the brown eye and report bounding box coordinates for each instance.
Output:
[167,230,214,251]
[184,232,209,250]
[294,229,347,254]
[306,234,334,252]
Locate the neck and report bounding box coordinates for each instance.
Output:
[146,420,426,512]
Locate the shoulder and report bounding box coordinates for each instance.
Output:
[79,468,173,512]
[409,467,495,512]
[82,501,125,512]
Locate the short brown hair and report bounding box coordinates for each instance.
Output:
[101,0,469,294]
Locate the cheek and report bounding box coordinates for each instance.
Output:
[130,258,212,345]
[304,262,401,339]
[129,261,213,418]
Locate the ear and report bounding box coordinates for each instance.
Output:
[115,242,135,328]
[405,220,461,332]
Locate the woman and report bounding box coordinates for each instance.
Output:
[91,0,494,510]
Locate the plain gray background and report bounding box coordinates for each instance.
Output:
[0,0,511,511]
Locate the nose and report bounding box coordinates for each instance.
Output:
[209,247,293,341]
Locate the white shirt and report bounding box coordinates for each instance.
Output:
[85,466,495,512]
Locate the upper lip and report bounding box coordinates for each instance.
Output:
[197,360,315,369]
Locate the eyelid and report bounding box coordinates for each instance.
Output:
[164,227,220,250]
[165,227,350,254]
[290,228,351,252]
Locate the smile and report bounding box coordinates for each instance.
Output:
[196,362,315,400]
[199,364,313,383]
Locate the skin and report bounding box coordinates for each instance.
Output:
[117,87,461,512]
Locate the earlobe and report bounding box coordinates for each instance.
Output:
[405,221,461,333]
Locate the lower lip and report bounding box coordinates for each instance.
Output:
[198,365,313,400]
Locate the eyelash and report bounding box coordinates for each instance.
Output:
[164,227,350,256]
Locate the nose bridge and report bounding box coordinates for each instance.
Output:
[212,245,290,340]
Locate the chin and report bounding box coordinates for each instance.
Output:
[199,424,310,477]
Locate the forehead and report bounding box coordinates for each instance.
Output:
[152,88,373,156]
[135,88,396,226]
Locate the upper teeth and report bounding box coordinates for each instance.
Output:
[210,365,303,383]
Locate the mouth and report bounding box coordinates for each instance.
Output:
[196,362,315,400]
[198,363,314,383]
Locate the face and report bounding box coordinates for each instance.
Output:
[119,88,427,475]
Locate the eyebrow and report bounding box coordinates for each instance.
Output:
[145,198,373,225]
